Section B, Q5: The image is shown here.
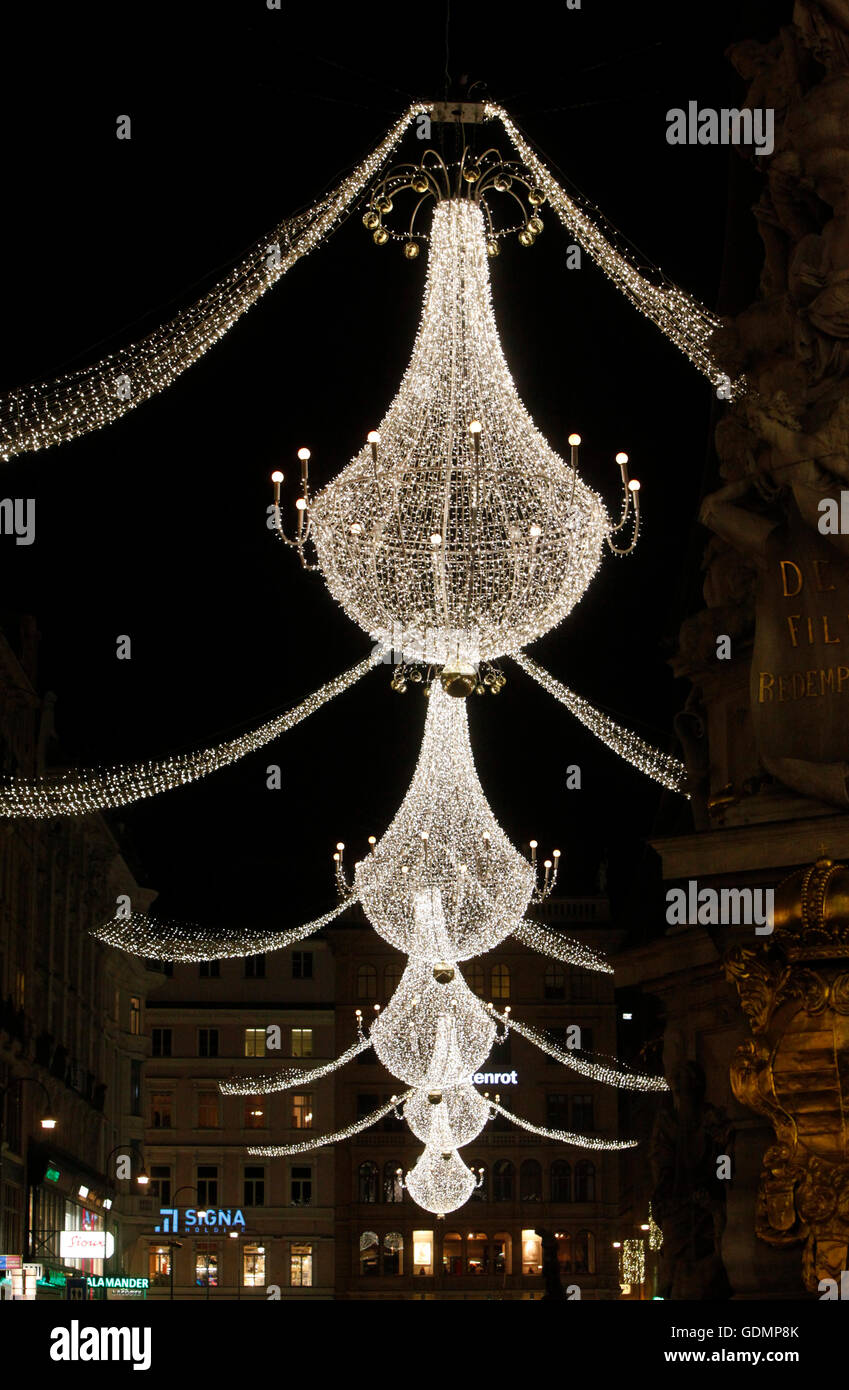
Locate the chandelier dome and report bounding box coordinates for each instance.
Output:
[309,198,610,663]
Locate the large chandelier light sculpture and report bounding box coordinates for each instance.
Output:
[274,164,640,673]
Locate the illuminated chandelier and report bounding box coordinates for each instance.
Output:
[271,149,641,681]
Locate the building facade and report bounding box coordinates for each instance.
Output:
[131,934,337,1298]
[0,618,153,1299]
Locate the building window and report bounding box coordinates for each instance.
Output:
[546,1093,570,1129]
[129,996,141,1035]
[198,1090,220,1127]
[198,1028,219,1058]
[573,1095,594,1131]
[243,1245,266,1287]
[150,1092,173,1129]
[574,1229,595,1274]
[292,951,313,980]
[149,1166,172,1207]
[358,1161,379,1203]
[244,1097,265,1129]
[359,1231,379,1276]
[383,1161,404,1203]
[383,1231,403,1275]
[244,954,265,979]
[195,1244,218,1286]
[493,1159,514,1202]
[199,961,220,979]
[544,964,565,999]
[384,962,402,997]
[145,959,174,977]
[291,1028,312,1058]
[151,1027,172,1058]
[443,1231,463,1275]
[244,1028,266,1058]
[290,1166,312,1206]
[551,1160,571,1203]
[148,1245,171,1285]
[491,963,510,1000]
[243,1165,265,1207]
[464,962,485,996]
[290,1242,313,1287]
[196,1165,218,1207]
[571,973,593,1002]
[575,1160,596,1202]
[356,964,377,999]
[130,1059,142,1116]
[557,1233,572,1271]
[520,1159,542,1202]
[291,1093,313,1130]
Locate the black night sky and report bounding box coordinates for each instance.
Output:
[0,1,787,939]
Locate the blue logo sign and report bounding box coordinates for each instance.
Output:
[154,1208,246,1235]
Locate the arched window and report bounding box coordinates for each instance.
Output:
[551,1161,571,1203]
[520,1159,542,1202]
[357,964,377,999]
[471,1162,488,1201]
[383,962,402,998]
[464,962,485,996]
[574,1229,595,1274]
[575,1160,596,1202]
[544,963,566,999]
[442,1232,462,1275]
[557,1232,572,1271]
[491,964,510,1000]
[383,1231,403,1275]
[357,1161,379,1203]
[383,1161,404,1203]
[493,1159,514,1202]
[359,1231,379,1275]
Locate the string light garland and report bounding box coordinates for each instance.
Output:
[487,1099,636,1151]
[512,651,687,794]
[248,1092,411,1157]
[0,108,429,461]
[498,1015,668,1092]
[0,647,385,820]
[404,1141,478,1216]
[403,1082,490,1147]
[487,104,740,396]
[220,1035,370,1095]
[620,1238,646,1286]
[512,919,613,974]
[90,899,350,962]
[370,955,497,1088]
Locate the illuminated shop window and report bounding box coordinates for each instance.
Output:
[383,1231,403,1275]
[243,1244,266,1287]
[195,1245,218,1287]
[442,1231,462,1275]
[522,1228,542,1275]
[359,1231,379,1276]
[148,1245,171,1284]
[412,1230,433,1276]
[290,1242,313,1287]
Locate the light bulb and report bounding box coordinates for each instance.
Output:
[271,470,284,483]
[430,533,442,547]
[529,524,542,538]
[568,433,581,447]
[295,498,307,511]
[529,840,538,849]
[336,842,345,851]
[628,479,641,492]
[615,451,629,466]
[367,431,381,445]
[468,420,482,435]
[297,448,311,462]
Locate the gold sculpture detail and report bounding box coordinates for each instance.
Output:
[725,858,849,1289]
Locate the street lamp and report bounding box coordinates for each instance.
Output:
[0,1074,58,1260]
[170,1186,199,1301]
